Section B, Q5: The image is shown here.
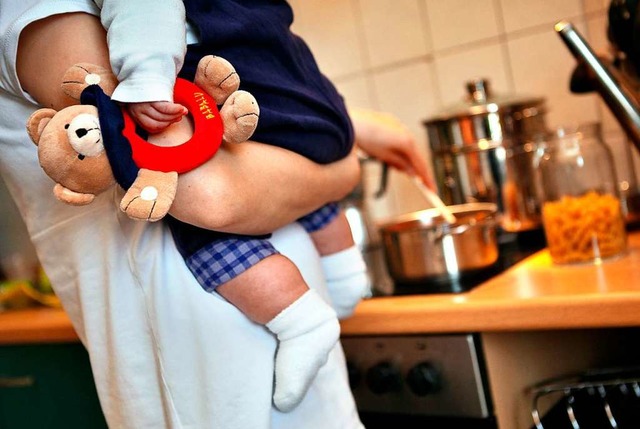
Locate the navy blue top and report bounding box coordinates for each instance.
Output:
[180,0,354,164]
[168,1,354,259]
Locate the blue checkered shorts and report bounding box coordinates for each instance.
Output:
[297,202,340,233]
[184,202,340,292]
[186,237,279,292]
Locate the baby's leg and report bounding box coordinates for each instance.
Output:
[216,254,339,412]
[304,208,372,319]
[308,208,356,256]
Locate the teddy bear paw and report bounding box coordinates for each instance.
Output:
[119,170,178,222]
[221,90,260,144]
[62,63,118,100]
[120,186,172,222]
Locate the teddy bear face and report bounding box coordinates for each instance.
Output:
[65,112,103,157]
[32,104,115,196]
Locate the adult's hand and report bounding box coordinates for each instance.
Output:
[350,108,434,190]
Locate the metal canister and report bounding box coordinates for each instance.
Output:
[423,79,548,232]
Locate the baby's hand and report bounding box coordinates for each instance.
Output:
[127,101,188,134]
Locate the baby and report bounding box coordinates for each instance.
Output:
[95,0,370,412]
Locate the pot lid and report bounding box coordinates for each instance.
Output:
[424,78,546,124]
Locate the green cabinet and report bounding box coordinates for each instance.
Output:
[0,343,107,429]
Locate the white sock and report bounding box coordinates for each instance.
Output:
[321,245,372,319]
[266,289,340,412]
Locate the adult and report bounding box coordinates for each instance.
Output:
[1,2,431,428]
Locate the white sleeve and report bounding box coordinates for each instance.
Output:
[95,0,187,103]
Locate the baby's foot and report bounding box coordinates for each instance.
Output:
[266,290,339,412]
[321,246,372,319]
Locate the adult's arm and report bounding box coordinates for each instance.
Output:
[17,13,360,235]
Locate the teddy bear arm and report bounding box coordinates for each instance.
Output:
[120,169,178,222]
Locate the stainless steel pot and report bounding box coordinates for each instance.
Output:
[424,79,548,232]
[378,203,498,284]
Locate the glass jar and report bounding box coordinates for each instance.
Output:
[538,123,628,264]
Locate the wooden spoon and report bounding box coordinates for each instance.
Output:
[412,176,457,224]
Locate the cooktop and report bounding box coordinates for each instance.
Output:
[374,228,547,296]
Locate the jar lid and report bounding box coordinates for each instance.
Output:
[423,78,546,124]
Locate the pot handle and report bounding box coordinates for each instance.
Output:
[374,163,389,199]
[433,216,497,242]
[433,224,471,242]
[356,156,389,199]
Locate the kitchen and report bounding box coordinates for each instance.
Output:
[2,0,640,428]
[293,1,640,426]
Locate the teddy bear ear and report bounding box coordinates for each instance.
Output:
[61,63,119,100]
[26,108,57,145]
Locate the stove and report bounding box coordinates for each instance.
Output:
[341,228,547,428]
[371,227,547,297]
[342,333,497,428]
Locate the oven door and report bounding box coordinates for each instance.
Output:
[341,334,498,429]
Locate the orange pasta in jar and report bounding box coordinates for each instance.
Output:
[542,191,627,264]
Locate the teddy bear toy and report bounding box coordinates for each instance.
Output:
[26,56,259,221]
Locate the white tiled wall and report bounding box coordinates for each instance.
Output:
[289,0,640,220]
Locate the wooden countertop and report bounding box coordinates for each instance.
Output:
[0,306,78,344]
[341,230,640,336]
[2,232,640,345]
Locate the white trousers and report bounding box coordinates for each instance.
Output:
[23,190,363,429]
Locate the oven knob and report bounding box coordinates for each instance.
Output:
[406,361,441,396]
[365,361,403,394]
